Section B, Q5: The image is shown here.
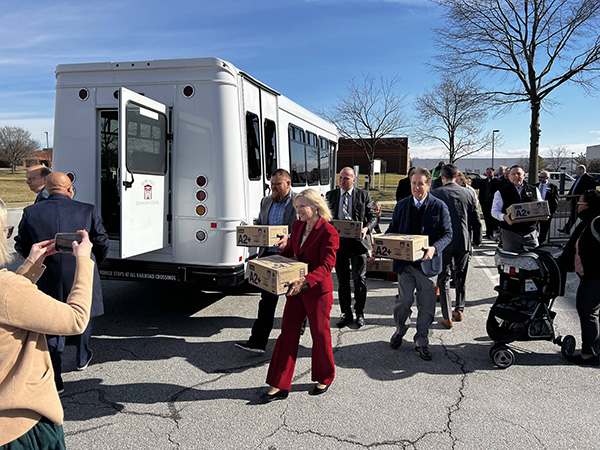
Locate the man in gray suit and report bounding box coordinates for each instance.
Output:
[236,169,297,353]
[431,164,482,327]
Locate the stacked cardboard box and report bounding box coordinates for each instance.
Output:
[247,255,308,295]
[236,225,288,247]
[372,234,429,261]
[331,220,363,240]
[506,201,550,223]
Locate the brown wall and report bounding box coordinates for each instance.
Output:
[337,138,409,174]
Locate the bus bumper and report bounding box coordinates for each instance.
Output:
[99,259,246,288]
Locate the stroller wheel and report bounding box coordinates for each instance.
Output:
[561,335,576,359]
[491,345,515,369]
[489,343,503,358]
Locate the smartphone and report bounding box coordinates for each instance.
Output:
[55,233,83,253]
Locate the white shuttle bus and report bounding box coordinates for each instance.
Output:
[52,57,338,287]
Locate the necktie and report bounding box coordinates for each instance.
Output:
[416,201,422,209]
[342,192,351,220]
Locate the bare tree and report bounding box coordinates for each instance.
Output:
[544,145,571,171]
[318,74,407,189]
[435,0,600,183]
[574,152,588,167]
[587,158,600,172]
[0,126,40,173]
[414,74,492,163]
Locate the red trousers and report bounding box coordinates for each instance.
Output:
[266,291,335,390]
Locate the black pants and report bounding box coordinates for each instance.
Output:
[335,243,368,318]
[576,276,600,355]
[538,216,552,244]
[46,320,93,390]
[438,248,471,318]
[482,202,497,237]
[248,290,281,349]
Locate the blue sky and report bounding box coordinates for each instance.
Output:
[1,0,598,162]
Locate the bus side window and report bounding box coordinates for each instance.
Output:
[289,125,306,187]
[264,119,277,179]
[319,137,330,185]
[246,112,261,180]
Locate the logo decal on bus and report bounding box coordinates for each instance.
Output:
[144,184,153,200]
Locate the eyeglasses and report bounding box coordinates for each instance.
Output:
[577,202,588,206]
[4,226,14,238]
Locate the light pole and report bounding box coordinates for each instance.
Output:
[44,131,49,150]
[491,129,500,169]
[571,152,575,173]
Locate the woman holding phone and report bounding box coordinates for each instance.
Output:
[0,198,95,449]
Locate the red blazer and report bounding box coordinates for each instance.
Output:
[280,218,339,296]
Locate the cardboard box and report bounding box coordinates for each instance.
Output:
[236,225,288,247]
[506,201,550,223]
[372,234,429,261]
[331,220,363,240]
[247,255,308,295]
[367,258,395,273]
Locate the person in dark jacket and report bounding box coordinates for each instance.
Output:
[559,165,598,234]
[491,165,543,252]
[386,167,452,361]
[535,170,559,244]
[559,189,600,365]
[396,167,414,202]
[431,164,482,327]
[15,173,109,393]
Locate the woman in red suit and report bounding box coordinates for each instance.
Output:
[262,189,339,402]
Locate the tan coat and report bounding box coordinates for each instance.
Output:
[0,256,94,445]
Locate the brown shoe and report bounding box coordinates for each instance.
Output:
[441,318,453,329]
[452,311,463,322]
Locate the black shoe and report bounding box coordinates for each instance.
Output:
[356,315,366,328]
[235,341,266,354]
[415,346,432,361]
[568,354,600,366]
[309,384,330,396]
[336,316,353,328]
[260,389,289,403]
[390,334,403,349]
[77,351,93,371]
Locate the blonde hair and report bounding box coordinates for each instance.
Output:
[294,188,333,222]
[0,199,12,267]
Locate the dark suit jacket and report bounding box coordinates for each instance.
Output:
[535,182,559,214]
[326,187,377,251]
[14,194,109,317]
[255,191,297,256]
[478,177,500,205]
[569,173,597,197]
[387,194,453,277]
[395,177,412,202]
[559,216,600,278]
[279,218,339,297]
[431,181,482,251]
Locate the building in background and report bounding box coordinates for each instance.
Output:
[337,137,409,175]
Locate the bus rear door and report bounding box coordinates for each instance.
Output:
[118,87,169,259]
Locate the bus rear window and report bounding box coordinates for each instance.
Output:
[125,102,167,175]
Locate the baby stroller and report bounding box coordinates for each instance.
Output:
[486,247,574,369]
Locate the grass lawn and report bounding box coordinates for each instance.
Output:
[0,171,35,207]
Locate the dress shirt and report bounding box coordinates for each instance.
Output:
[267,191,291,252]
[338,187,354,220]
[539,182,548,200]
[491,185,542,222]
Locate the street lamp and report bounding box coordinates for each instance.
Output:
[491,129,500,169]
[571,152,575,173]
[44,131,49,150]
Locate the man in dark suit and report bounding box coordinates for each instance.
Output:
[559,164,597,234]
[326,167,377,328]
[536,170,559,243]
[431,164,482,327]
[478,167,499,239]
[387,167,453,360]
[236,169,297,354]
[15,172,109,393]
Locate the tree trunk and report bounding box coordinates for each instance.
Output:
[529,100,541,184]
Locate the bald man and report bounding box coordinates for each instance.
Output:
[25,164,52,203]
[15,172,109,394]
